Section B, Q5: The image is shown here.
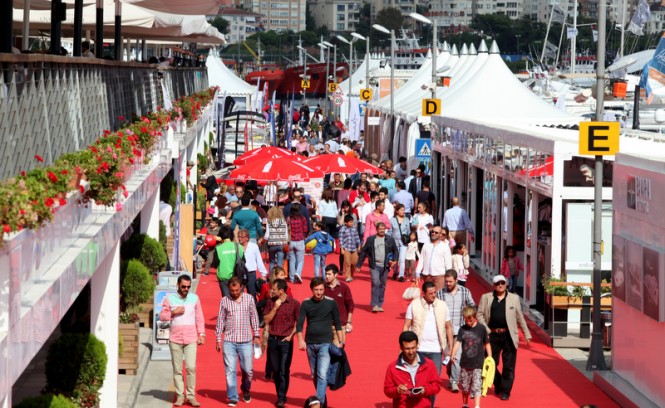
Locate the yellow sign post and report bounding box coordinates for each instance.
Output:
[421,99,441,116]
[328,82,337,93]
[578,122,620,155]
[360,88,373,101]
[301,79,311,89]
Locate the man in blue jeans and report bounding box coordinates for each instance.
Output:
[215,277,262,406]
[297,277,344,407]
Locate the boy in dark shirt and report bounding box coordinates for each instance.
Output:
[451,306,492,408]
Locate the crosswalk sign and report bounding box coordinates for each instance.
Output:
[415,139,432,158]
[328,83,338,93]
[301,79,311,89]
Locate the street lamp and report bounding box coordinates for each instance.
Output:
[351,32,369,94]
[410,12,437,100]
[373,23,395,143]
[337,33,366,126]
[323,40,336,119]
[297,45,309,103]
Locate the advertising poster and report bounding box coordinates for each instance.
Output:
[625,240,643,312]
[612,236,626,302]
[643,248,660,321]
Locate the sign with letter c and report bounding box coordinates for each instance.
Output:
[360,88,373,101]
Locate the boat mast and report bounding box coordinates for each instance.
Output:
[620,0,627,57]
[540,3,557,63]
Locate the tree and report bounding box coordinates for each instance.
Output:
[306,4,316,32]
[209,16,229,34]
[376,7,403,33]
[355,3,371,40]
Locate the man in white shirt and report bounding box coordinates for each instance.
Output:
[394,156,409,181]
[378,188,394,219]
[415,226,452,291]
[340,139,351,154]
[238,229,268,300]
[403,281,454,408]
[264,182,277,206]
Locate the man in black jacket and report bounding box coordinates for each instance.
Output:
[356,222,398,313]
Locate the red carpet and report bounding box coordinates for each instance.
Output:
[179,254,619,408]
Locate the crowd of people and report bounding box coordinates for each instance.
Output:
[159,153,532,408]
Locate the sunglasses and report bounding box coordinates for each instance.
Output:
[180,285,191,289]
[431,231,441,235]
[494,282,506,286]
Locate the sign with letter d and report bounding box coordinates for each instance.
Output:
[422,99,441,116]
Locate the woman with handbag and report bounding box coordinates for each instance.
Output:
[264,207,289,271]
[391,204,411,282]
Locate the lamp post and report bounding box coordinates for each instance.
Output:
[515,34,521,54]
[337,33,366,126]
[297,45,309,104]
[323,40,336,119]
[319,41,330,114]
[410,13,437,100]
[373,24,395,143]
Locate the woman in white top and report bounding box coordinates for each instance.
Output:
[316,188,339,238]
[412,201,434,252]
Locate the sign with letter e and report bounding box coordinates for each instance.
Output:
[422,99,441,116]
[578,122,619,155]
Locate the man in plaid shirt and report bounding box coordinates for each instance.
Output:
[339,214,362,282]
[215,277,262,406]
[436,269,476,393]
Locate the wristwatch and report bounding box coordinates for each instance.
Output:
[199,333,205,337]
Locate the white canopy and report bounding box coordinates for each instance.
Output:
[206,53,255,97]
[121,0,222,16]
[13,0,225,43]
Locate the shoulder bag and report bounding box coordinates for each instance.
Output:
[234,242,249,285]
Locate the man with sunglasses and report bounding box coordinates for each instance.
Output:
[477,275,531,401]
[415,226,452,292]
[159,275,205,407]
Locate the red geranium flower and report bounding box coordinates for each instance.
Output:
[45,197,55,207]
[46,171,58,183]
[20,171,26,177]
[35,155,44,162]
[3,225,11,233]
[59,198,67,206]
[78,185,85,194]
[61,169,68,175]
[119,115,124,121]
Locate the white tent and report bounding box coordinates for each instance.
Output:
[12,0,225,43]
[206,53,255,98]
[122,0,222,15]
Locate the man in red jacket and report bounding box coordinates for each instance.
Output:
[384,331,441,408]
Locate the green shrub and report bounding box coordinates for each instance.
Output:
[45,333,107,407]
[159,221,167,255]
[209,131,214,147]
[121,259,155,311]
[197,153,208,171]
[121,234,168,274]
[15,393,78,408]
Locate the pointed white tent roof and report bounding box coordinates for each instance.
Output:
[439,41,579,126]
[338,56,383,95]
[206,54,254,96]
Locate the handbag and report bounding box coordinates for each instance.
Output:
[234,243,249,285]
[402,279,421,301]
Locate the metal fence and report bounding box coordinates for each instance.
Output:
[0,54,208,180]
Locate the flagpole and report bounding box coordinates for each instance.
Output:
[540,3,556,63]
[571,0,577,73]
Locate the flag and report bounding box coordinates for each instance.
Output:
[253,77,261,112]
[544,41,558,59]
[551,4,567,24]
[286,87,295,148]
[592,30,598,42]
[270,90,277,145]
[566,27,578,39]
[640,32,665,103]
[628,0,652,36]
[217,91,227,169]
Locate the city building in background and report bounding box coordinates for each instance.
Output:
[243,0,307,32]
[308,0,362,32]
[215,8,264,44]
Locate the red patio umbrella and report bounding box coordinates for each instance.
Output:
[230,156,324,182]
[233,146,294,165]
[303,153,384,175]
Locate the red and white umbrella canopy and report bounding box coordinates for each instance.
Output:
[303,153,384,175]
[233,146,294,166]
[230,156,324,182]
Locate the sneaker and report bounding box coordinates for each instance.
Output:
[275,400,286,408]
[242,391,251,403]
[392,275,398,280]
[398,277,405,282]
[451,382,459,393]
[377,306,384,312]
[228,400,239,407]
[345,278,353,282]
[294,274,303,284]
[202,272,209,276]
[174,396,185,407]
[372,305,380,313]
[188,399,201,407]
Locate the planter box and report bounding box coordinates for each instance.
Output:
[137,300,154,329]
[551,295,612,310]
[119,322,140,375]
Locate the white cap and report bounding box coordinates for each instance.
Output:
[493,275,507,284]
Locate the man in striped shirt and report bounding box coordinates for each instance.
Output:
[436,269,476,393]
[215,277,261,406]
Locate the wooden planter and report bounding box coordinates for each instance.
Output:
[119,322,140,375]
[137,297,154,328]
[551,295,612,310]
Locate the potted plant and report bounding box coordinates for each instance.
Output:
[45,332,107,407]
